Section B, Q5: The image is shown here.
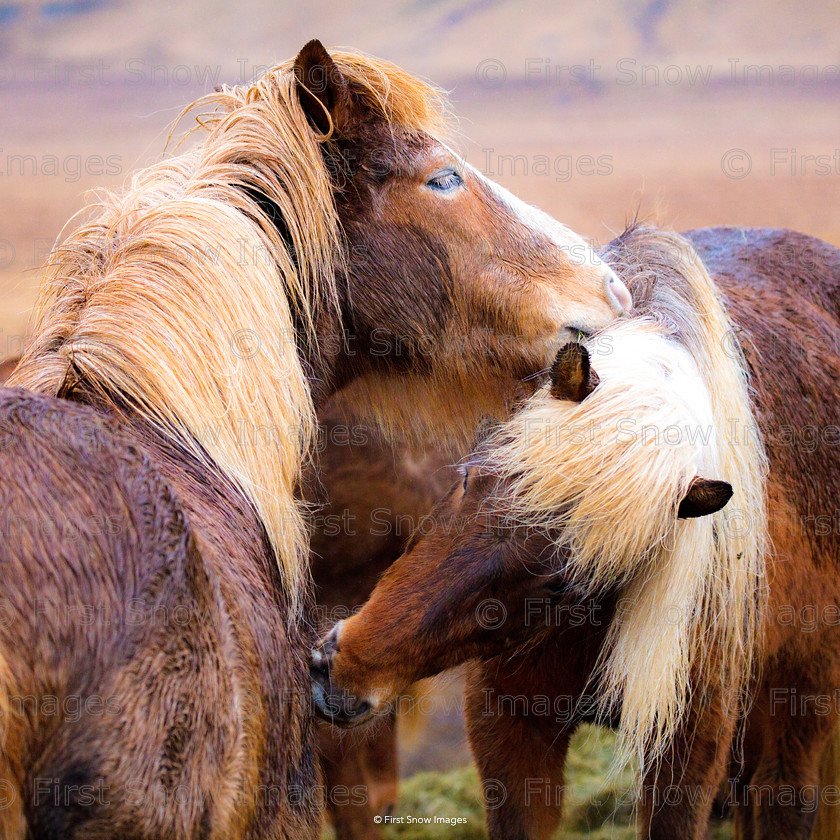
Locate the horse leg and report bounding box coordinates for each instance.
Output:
[638,686,735,840]
[744,707,838,839]
[317,714,397,840]
[464,647,576,840]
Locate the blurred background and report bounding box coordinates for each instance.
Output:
[1,0,839,357]
[0,2,838,836]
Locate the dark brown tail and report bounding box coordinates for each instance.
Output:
[812,723,840,840]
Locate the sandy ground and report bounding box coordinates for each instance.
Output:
[2,78,838,354]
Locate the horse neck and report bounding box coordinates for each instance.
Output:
[300,303,355,412]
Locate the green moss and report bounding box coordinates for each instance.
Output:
[382,765,486,840]
[560,726,636,840]
[324,725,734,839]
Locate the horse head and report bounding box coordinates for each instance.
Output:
[291,40,631,432]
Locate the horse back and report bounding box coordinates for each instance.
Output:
[687,226,840,322]
[687,228,840,677]
[685,227,840,542]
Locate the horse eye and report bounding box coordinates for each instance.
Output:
[427,169,463,192]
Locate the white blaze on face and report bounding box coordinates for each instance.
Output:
[464,160,633,323]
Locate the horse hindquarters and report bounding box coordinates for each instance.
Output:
[0,390,317,839]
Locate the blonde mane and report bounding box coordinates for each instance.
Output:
[484,227,768,772]
[9,50,448,616]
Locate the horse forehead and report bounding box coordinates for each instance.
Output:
[342,122,434,176]
[403,137,454,171]
[462,161,603,267]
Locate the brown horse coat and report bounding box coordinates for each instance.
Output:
[307,402,455,839]
[0,389,320,838]
[0,38,628,839]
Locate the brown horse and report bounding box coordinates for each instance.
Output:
[312,224,840,840]
[1,39,628,838]
[0,357,453,839]
[1,357,453,839]
[4,351,459,840]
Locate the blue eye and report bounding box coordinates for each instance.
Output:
[427,169,463,191]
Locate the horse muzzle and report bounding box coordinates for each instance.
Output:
[310,622,377,728]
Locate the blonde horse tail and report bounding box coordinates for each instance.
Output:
[811,722,840,840]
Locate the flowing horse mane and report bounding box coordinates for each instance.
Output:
[9,49,449,617]
[482,225,768,772]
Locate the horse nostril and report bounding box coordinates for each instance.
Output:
[310,646,335,689]
[310,623,341,676]
[310,652,326,676]
[310,622,376,727]
[310,671,375,727]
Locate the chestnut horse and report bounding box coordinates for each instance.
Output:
[1,355,450,838]
[313,224,840,840]
[1,40,628,838]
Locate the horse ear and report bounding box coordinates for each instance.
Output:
[549,343,600,402]
[677,478,733,519]
[293,39,355,136]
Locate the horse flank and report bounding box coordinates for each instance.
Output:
[8,51,449,616]
[484,228,768,771]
